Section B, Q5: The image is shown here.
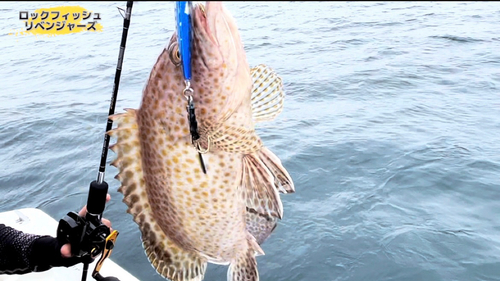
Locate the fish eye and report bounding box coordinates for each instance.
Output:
[168,42,181,66]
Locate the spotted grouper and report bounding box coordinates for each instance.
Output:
[108,2,294,280]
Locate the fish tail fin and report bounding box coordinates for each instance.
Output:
[227,236,262,281]
[108,109,207,281]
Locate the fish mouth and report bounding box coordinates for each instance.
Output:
[192,2,243,73]
[193,2,224,46]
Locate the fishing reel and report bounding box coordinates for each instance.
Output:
[57,180,111,258]
[57,210,110,258]
[56,180,120,281]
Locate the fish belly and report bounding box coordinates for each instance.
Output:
[142,135,248,263]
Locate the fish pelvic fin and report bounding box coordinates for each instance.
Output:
[258,147,295,194]
[246,207,277,245]
[241,147,295,220]
[108,109,207,281]
[227,236,262,281]
[250,64,285,123]
[242,152,284,220]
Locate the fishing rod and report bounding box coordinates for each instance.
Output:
[56,2,134,281]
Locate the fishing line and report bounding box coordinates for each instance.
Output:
[97,1,133,183]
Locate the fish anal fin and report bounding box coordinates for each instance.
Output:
[227,237,261,281]
[250,64,285,123]
[108,109,207,281]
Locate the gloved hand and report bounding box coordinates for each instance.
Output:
[31,194,112,272]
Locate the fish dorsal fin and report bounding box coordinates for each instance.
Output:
[250,64,285,123]
[108,109,207,281]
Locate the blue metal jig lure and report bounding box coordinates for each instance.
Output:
[176,1,193,81]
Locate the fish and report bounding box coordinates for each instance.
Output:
[107,2,294,281]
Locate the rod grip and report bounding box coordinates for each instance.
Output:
[87,180,108,216]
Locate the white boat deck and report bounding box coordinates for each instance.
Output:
[0,208,140,281]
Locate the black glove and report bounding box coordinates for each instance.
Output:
[0,224,89,274]
[30,235,88,272]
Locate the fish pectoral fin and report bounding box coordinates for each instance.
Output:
[242,151,284,219]
[227,237,262,281]
[250,64,285,123]
[108,109,207,281]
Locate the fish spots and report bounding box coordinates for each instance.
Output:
[173,156,179,164]
[125,183,137,197]
[125,170,134,180]
[135,204,143,214]
[142,127,152,138]
[130,194,139,204]
[174,167,181,174]
[138,213,145,223]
